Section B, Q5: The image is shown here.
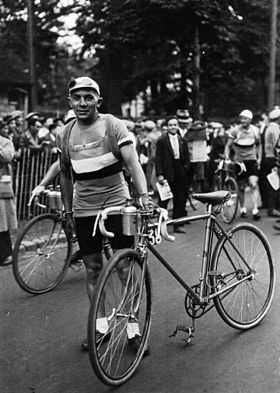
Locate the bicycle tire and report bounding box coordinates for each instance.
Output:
[211,223,275,329]
[88,248,152,386]
[13,213,71,294]
[220,176,239,224]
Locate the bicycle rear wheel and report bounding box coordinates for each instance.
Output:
[13,213,71,294]
[88,248,152,386]
[220,176,239,224]
[211,223,275,329]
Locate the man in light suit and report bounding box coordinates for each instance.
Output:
[155,116,190,233]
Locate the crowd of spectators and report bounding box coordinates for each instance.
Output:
[1,105,280,264]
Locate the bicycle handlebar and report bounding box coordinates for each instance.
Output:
[95,205,175,243]
[27,195,47,209]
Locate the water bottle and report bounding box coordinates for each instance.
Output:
[47,185,57,210]
[122,205,137,236]
[55,185,63,210]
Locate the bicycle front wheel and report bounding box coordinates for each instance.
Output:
[211,223,275,329]
[88,248,152,386]
[13,213,71,294]
[220,176,239,224]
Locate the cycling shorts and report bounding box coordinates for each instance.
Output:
[236,159,258,182]
[75,214,134,255]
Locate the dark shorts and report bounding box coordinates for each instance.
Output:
[75,214,134,255]
[236,160,258,185]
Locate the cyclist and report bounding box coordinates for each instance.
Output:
[224,109,261,220]
[58,77,151,352]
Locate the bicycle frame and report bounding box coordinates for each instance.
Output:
[145,204,253,307]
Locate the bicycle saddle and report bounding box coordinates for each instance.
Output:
[192,191,231,205]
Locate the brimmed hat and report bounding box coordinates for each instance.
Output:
[269,108,280,120]
[176,109,191,123]
[26,112,40,122]
[9,110,23,121]
[190,120,207,131]
[68,77,100,95]
[144,120,156,130]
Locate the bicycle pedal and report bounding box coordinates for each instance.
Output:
[70,261,83,272]
[169,325,194,343]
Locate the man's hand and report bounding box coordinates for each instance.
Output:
[63,212,76,241]
[138,194,155,211]
[28,184,45,206]
[32,184,45,197]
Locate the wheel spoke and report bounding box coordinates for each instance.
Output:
[13,215,70,294]
[89,249,151,386]
[213,224,274,329]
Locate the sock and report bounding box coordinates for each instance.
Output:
[96,317,109,334]
[126,322,140,339]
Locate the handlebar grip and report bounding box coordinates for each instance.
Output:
[160,221,175,242]
[98,206,123,238]
[99,219,115,238]
[27,194,36,207]
[28,195,47,209]
[158,208,175,242]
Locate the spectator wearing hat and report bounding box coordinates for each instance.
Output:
[184,120,209,192]
[144,120,161,193]
[225,109,261,220]
[176,109,193,137]
[208,122,227,190]
[22,117,48,151]
[260,108,280,217]
[0,133,17,265]
[136,122,152,181]
[156,116,190,233]
[25,112,40,123]
[9,111,24,154]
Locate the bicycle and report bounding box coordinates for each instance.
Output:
[87,190,275,386]
[213,159,242,224]
[12,195,81,295]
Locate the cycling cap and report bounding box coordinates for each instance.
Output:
[269,108,280,120]
[68,77,100,96]
[239,109,253,120]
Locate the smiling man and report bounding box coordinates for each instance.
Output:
[58,77,150,352]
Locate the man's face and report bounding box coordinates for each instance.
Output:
[239,116,251,127]
[30,121,41,134]
[15,117,23,127]
[69,88,100,121]
[8,120,16,131]
[167,118,179,135]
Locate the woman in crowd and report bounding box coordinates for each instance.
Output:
[0,124,17,265]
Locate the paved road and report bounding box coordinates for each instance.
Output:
[1,208,280,393]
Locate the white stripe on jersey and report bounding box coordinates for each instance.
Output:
[71,152,119,174]
[118,136,134,146]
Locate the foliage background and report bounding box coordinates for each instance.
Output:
[0,0,273,118]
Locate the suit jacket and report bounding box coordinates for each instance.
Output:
[155,132,190,185]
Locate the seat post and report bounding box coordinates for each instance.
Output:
[198,202,214,300]
[207,203,212,215]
